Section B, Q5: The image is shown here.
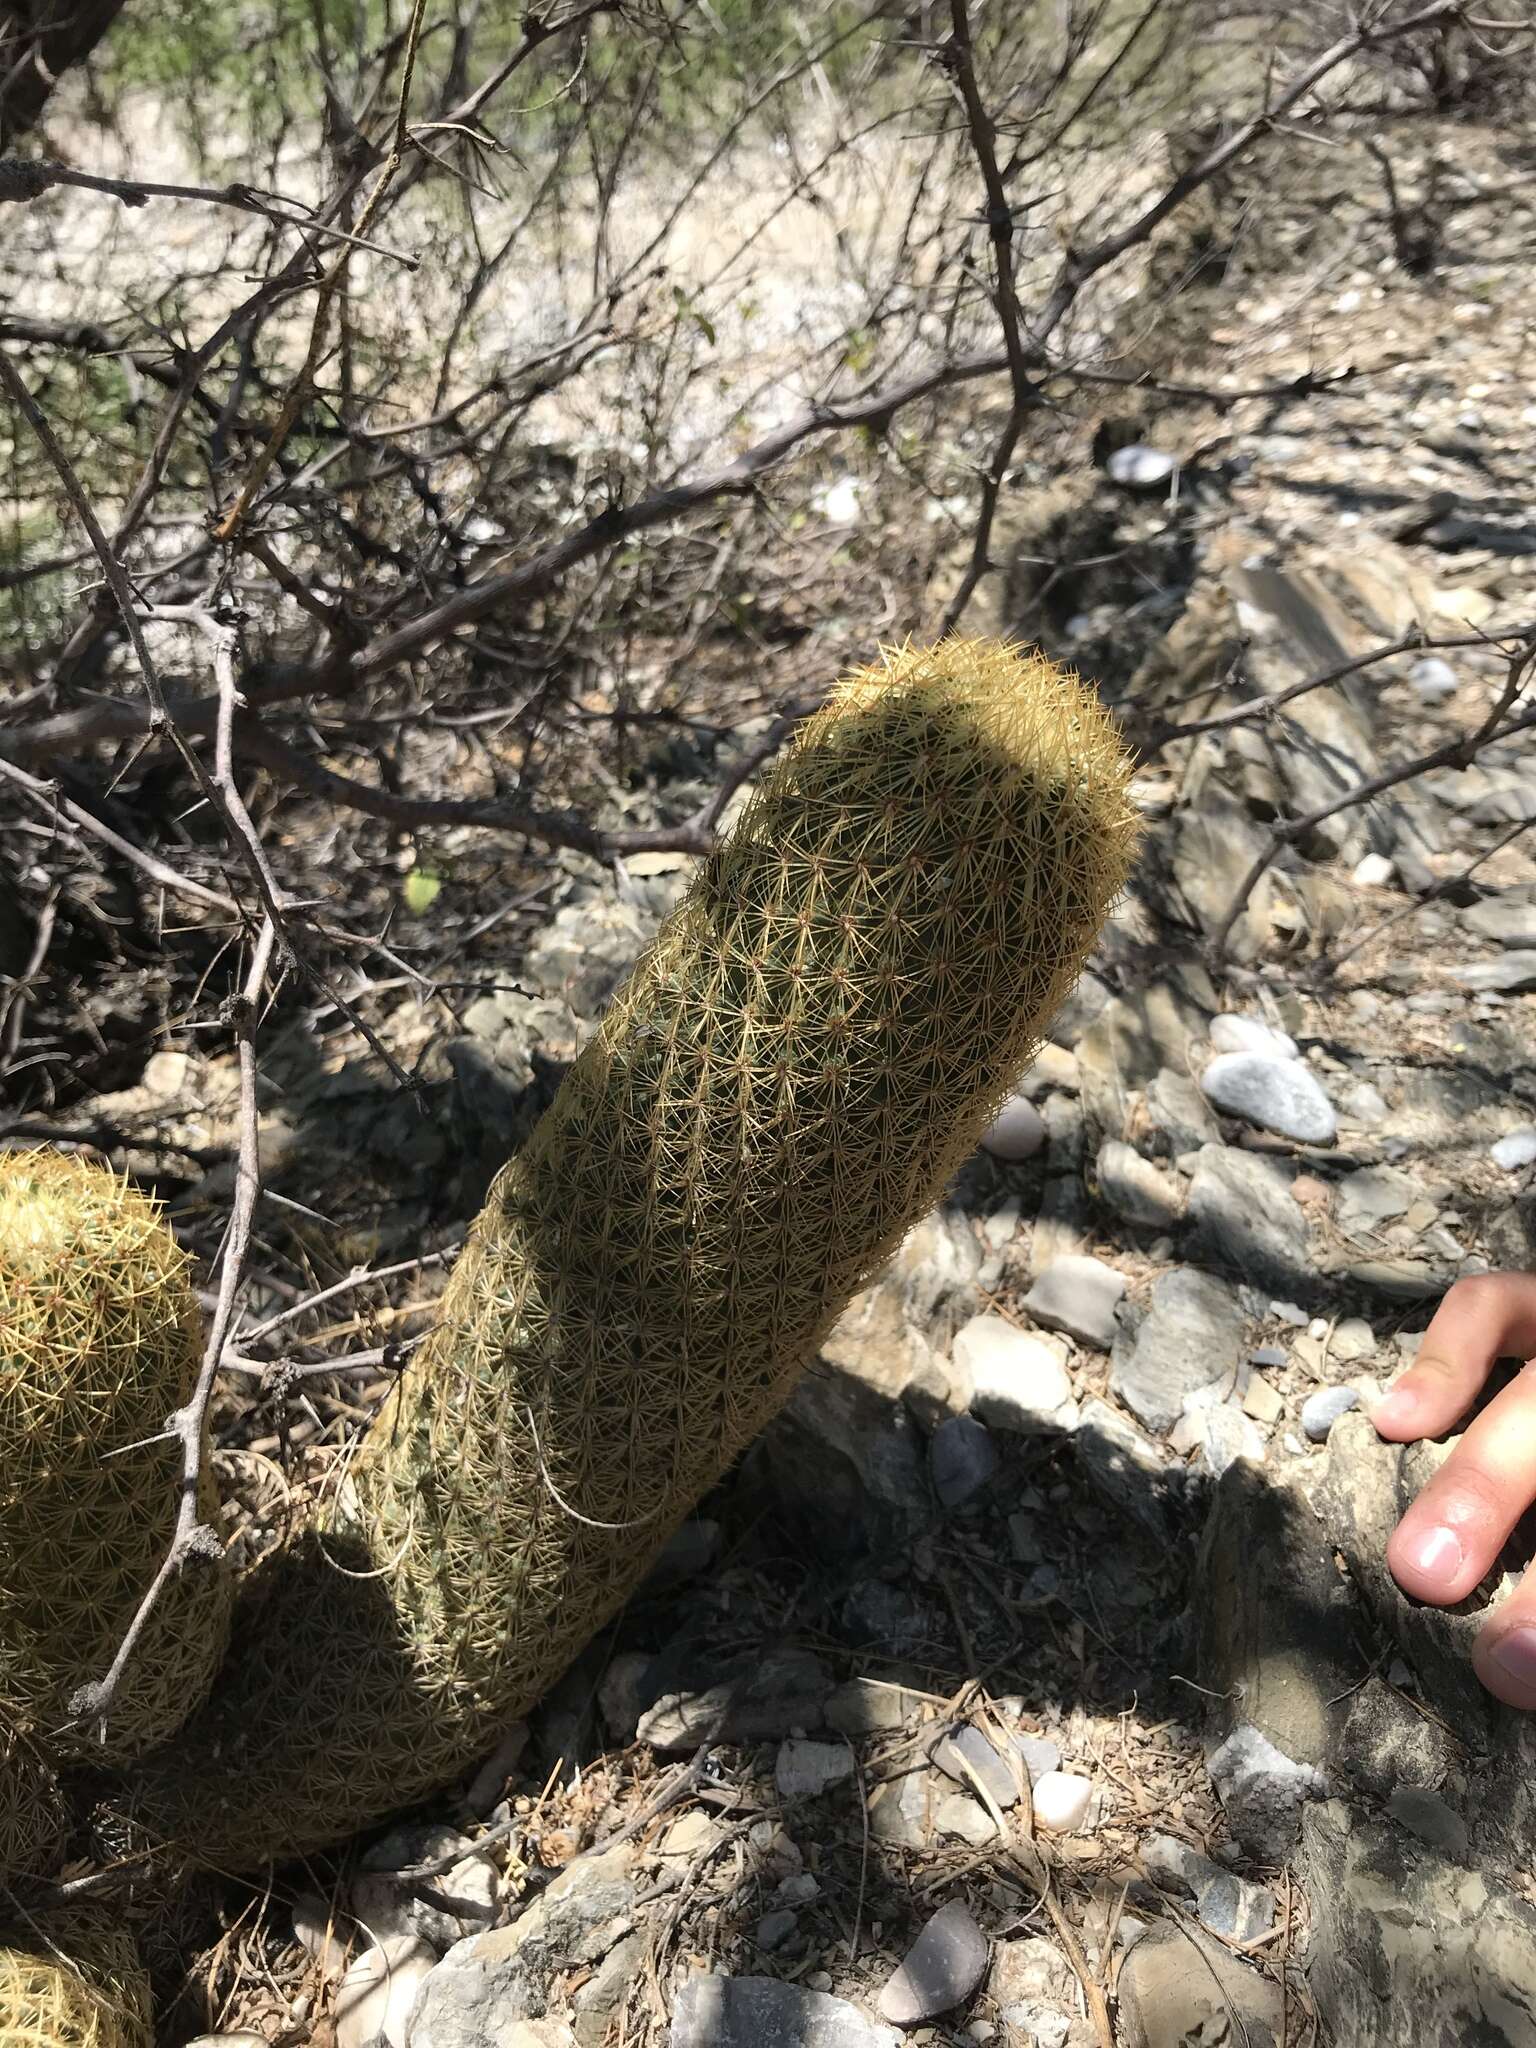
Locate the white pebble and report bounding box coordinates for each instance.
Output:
[335,1939,434,2048]
[1107,444,1177,488]
[1032,1771,1093,1832]
[1352,853,1395,888]
[1410,656,1457,703]
[1209,1013,1299,1061]
[1308,1317,1329,1341]
[1491,1128,1536,1171]
[981,1096,1046,1162]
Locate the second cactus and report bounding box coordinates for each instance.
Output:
[122,636,1138,1863]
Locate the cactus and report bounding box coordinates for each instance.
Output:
[120,636,1137,1863]
[0,1151,230,1763]
[0,1916,151,2048]
[0,1726,67,1887]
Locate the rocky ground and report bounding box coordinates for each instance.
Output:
[20,107,1536,2048]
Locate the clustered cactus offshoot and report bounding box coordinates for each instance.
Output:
[0,639,1136,2031]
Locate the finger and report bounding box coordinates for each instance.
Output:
[1476,1553,1536,1708]
[1386,1364,1536,1604]
[1371,1272,1536,1442]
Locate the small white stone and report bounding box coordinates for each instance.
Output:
[335,1938,435,2048]
[1032,1771,1093,1832]
[1200,1052,1336,1145]
[1107,444,1178,488]
[1491,1128,1536,1171]
[1301,1386,1361,1442]
[1308,1317,1329,1341]
[1352,853,1396,888]
[775,1739,855,1801]
[981,1096,1046,1162]
[957,1315,1078,1435]
[1209,1013,1299,1061]
[817,476,862,525]
[1410,656,1457,703]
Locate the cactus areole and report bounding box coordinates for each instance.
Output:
[116,637,1138,1863]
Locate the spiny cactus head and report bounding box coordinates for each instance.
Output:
[0,1726,68,1888]
[0,1149,230,1762]
[0,1917,151,2048]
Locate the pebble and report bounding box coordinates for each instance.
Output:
[334,1938,435,2048]
[1096,1139,1185,1229]
[1200,1052,1337,1144]
[672,1976,899,2048]
[1018,1044,1080,1096]
[1196,1871,1276,1944]
[1339,1078,1389,1127]
[1332,1317,1376,1362]
[1337,1164,1416,1233]
[930,1414,997,1507]
[929,1724,1019,1810]
[1209,1013,1299,1060]
[1410,655,1458,702]
[1106,443,1178,488]
[1301,1387,1361,1442]
[1242,1373,1284,1424]
[756,1908,800,1951]
[1147,1067,1220,1153]
[1453,951,1536,993]
[1491,1127,1536,1170]
[1352,853,1396,888]
[936,1793,998,1844]
[981,1096,1046,1162]
[878,1902,990,2026]
[1206,1722,1330,1860]
[1464,896,1536,948]
[956,1315,1078,1435]
[1032,1772,1093,1832]
[1023,1254,1126,1350]
[776,1739,855,1802]
[1199,1405,1266,1478]
[1110,1266,1245,1434]
[1011,1733,1063,1785]
[1074,1398,1177,1537]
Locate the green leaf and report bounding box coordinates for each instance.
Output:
[403,868,442,915]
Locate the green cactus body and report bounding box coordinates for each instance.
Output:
[0,1152,230,1763]
[0,1916,151,2048]
[125,637,1138,1863]
[0,1726,67,1888]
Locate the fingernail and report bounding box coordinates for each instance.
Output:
[1372,1386,1420,1431]
[1399,1524,1462,1580]
[1489,1628,1536,1688]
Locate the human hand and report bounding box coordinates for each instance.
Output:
[1373,1271,1536,1707]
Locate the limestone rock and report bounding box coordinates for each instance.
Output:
[1110,1267,1245,1434]
[878,1902,989,2026]
[1095,1140,1185,1229]
[671,1975,899,2048]
[1201,1050,1337,1144]
[1023,1255,1126,1350]
[957,1315,1078,1435]
[1187,1143,1312,1294]
[1114,1922,1282,2048]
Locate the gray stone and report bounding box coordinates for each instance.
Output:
[957,1315,1077,1435]
[931,1414,997,1507]
[1200,1051,1337,1144]
[1095,1140,1185,1229]
[989,1936,1074,2011]
[1465,895,1536,948]
[1110,1267,1245,1434]
[671,1976,900,2048]
[1337,1165,1417,1236]
[1410,655,1458,702]
[1023,1255,1126,1350]
[1199,1404,1265,1478]
[335,1938,434,2048]
[929,1725,1019,1810]
[841,1580,935,1654]
[1339,1078,1390,1127]
[598,1652,654,1742]
[776,1740,855,1802]
[410,1846,639,2048]
[636,1651,832,1751]
[1209,1013,1298,1060]
[1301,1385,1360,1442]
[869,1770,948,1850]
[1141,1832,1217,1894]
[1074,1398,1179,1535]
[1332,1317,1377,1362]
[352,1825,498,1952]
[934,1792,997,1844]
[1145,1067,1220,1155]
[826,1680,919,1737]
[980,1097,1045,1161]
[1115,1923,1281,2048]
[573,1935,645,2044]
[878,1902,989,2026]
[1301,1801,1536,2048]
[757,1909,801,1951]
[1011,1734,1063,1785]
[1453,950,1536,992]
[1207,1723,1330,1862]
[1187,1144,1312,1293]
[1387,1784,1469,1856]
[1491,1127,1536,1170]
[1345,1257,1449,1303]
[1195,1871,1275,1943]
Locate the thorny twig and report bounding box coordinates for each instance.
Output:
[68,915,277,1735]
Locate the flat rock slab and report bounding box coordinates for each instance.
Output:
[672,1975,900,2048]
[928,1724,1018,1809]
[1111,1266,1246,1434]
[1201,1050,1337,1144]
[956,1314,1077,1434]
[1453,950,1536,992]
[1023,1254,1126,1349]
[1187,1144,1311,1294]
[878,1902,989,2027]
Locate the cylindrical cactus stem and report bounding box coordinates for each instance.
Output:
[0,1725,68,1888]
[123,636,1139,1863]
[0,1915,152,2048]
[0,1151,230,1763]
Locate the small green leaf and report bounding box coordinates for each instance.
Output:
[403,868,442,914]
